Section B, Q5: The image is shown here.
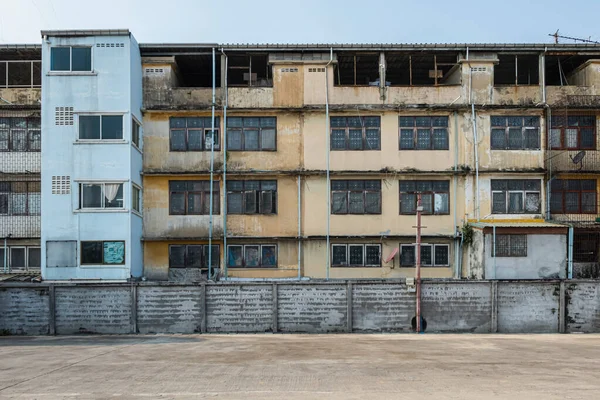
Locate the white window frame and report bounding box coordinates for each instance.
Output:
[331,244,382,267]
[132,116,142,151]
[400,243,450,267]
[0,246,40,271]
[76,113,125,142]
[49,46,93,73]
[132,183,142,215]
[78,181,126,210]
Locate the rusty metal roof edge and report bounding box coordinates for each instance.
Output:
[40,29,130,37]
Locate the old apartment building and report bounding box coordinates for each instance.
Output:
[3,29,600,281]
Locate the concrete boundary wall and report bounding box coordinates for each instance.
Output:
[1,280,598,335]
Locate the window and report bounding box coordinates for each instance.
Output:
[79,115,123,140]
[227,180,277,214]
[494,55,540,85]
[0,246,41,270]
[50,47,92,72]
[46,240,77,268]
[10,247,25,269]
[330,116,380,150]
[550,179,597,214]
[400,244,449,266]
[169,117,219,151]
[28,247,41,269]
[0,117,41,152]
[574,232,600,263]
[132,185,141,213]
[81,241,125,265]
[331,180,381,215]
[132,118,141,148]
[0,181,40,216]
[491,116,540,150]
[550,115,596,150]
[331,244,381,267]
[169,244,219,269]
[79,183,124,209]
[227,54,271,87]
[399,181,449,215]
[226,117,276,151]
[169,181,220,215]
[491,180,541,214]
[227,244,277,268]
[492,235,527,257]
[399,116,449,150]
[333,54,379,86]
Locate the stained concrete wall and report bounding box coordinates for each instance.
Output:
[2,280,600,335]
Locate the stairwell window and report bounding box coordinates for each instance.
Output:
[79,183,124,209]
[400,244,449,266]
[331,180,381,214]
[331,116,380,150]
[226,117,276,151]
[491,179,541,214]
[550,179,597,214]
[227,244,277,268]
[227,180,277,214]
[79,115,123,140]
[491,116,540,150]
[169,244,219,269]
[399,181,449,215]
[50,47,92,72]
[170,117,219,151]
[399,116,449,150]
[550,115,596,150]
[332,244,381,267]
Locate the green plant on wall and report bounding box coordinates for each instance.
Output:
[461,223,474,246]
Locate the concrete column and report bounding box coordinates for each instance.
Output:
[200,284,207,333]
[559,281,566,334]
[491,281,498,333]
[48,285,56,335]
[272,283,278,333]
[346,282,353,333]
[130,284,138,334]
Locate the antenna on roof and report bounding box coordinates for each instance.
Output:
[548,30,600,44]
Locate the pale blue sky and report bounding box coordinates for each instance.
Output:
[1,0,599,44]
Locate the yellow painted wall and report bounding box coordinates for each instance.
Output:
[273,64,304,107]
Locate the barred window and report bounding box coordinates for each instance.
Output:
[399,116,449,150]
[227,180,277,214]
[227,244,277,267]
[399,181,449,215]
[169,181,220,215]
[492,234,527,257]
[331,180,381,215]
[170,117,219,151]
[491,179,541,214]
[0,117,41,152]
[169,244,219,269]
[490,116,540,150]
[549,115,596,150]
[0,181,40,216]
[400,244,449,266]
[226,117,276,151]
[330,116,380,150]
[550,179,597,214]
[331,244,381,267]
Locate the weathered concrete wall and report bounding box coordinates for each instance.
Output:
[206,285,273,332]
[566,281,600,333]
[278,284,347,332]
[55,287,132,334]
[497,282,559,333]
[351,283,412,332]
[137,286,201,333]
[0,287,49,335]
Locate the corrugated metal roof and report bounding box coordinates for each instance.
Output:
[0,273,42,282]
[41,29,130,37]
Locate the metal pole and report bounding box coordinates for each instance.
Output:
[325,47,333,280]
[3,237,7,273]
[221,49,228,280]
[297,175,302,279]
[472,103,480,220]
[415,193,422,333]
[568,226,574,279]
[493,225,497,280]
[208,47,215,280]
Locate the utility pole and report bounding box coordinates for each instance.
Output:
[415,193,423,333]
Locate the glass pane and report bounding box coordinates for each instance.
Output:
[348,192,365,214]
[524,116,540,127]
[565,192,579,213]
[28,130,41,151]
[400,193,416,214]
[415,117,431,127]
[416,181,432,192]
[244,129,259,150]
[101,115,123,139]
[348,129,363,150]
[434,246,449,266]
[103,242,124,264]
[400,246,415,266]
[330,117,346,128]
[170,118,186,128]
[79,116,101,139]
[183,129,201,151]
[365,246,380,265]
[169,192,186,214]
[46,241,77,268]
[28,248,41,268]
[491,128,506,149]
[432,129,448,150]
[566,128,578,148]
[347,117,361,127]
[170,130,186,151]
[525,193,540,213]
[508,192,523,213]
[434,193,449,214]
[260,117,276,127]
[332,245,347,266]
[492,192,506,213]
[399,181,416,192]
[400,129,414,149]
[227,117,242,128]
[331,129,346,150]
[11,130,26,151]
[244,246,260,267]
[203,245,220,269]
[243,118,260,127]
[105,184,123,208]
[261,128,276,150]
[511,235,527,257]
[132,186,140,212]
[331,180,347,191]
[421,193,433,214]
[491,116,506,127]
[227,192,243,214]
[416,129,431,149]
[0,130,8,150]
[82,242,103,264]
[508,128,523,149]
[421,245,432,266]
[227,246,243,267]
[185,245,202,268]
[51,47,70,71]
[348,181,364,191]
[432,116,448,127]
[550,193,563,213]
[349,245,364,265]
[524,128,540,149]
[82,184,102,208]
[365,129,380,150]
[72,47,92,71]
[582,192,596,213]
[10,248,25,269]
[187,192,203,214]
[28,193,41,215]
[261,245,277,267]
[399,117,414,127]
[363,117,380,127]
[332,192,348,214]
[244,191,257,213]
[227,130,243,150]
[259,191,274,214]
[581,128,595,148]
[365,192,381,214]
[433,181,449,191]
[507,116,523,127]
[205,130,218,149]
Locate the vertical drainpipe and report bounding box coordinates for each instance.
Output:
[472,103,480,221]
[453,111,460,278]
[208,48,216,279]
[325,47,333,280]
[221,49,228,280]
[297,175,301,279]
[568,226,573,279]
[3,236,7,273]
[493,225,497,280]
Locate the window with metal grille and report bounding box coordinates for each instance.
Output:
[81,241,125,265]
[227,244,277,268]
[50,47,92,72]
[331,244,381,267]
[51,176,70,195]
[79,182,124,209]
[491,116,540,150]
[226,117,276,151]
[55,107,73,126]
[170,117,219,151]
[550,179,597,214]
[169,181,220,215]
[330,116,380,150]
[331,180,381,215]
[400,244,449,266]
[549,115,596,150]
[227,180,277,214]
[169,244,219,269]
[491,180,541,214]
[492,234,527,257]
[79,115,123,140]
[399,181,449,215]
[0,117,40,152]
[0,181,40,216]
[399,116,449,150]
[574,232,600,263]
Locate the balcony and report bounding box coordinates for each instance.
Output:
[0,216,40,238]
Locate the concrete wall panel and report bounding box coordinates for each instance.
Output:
[352,283,412,332]
[206,285,273,333]
[0,287,49,335]
[566,282,600,333]
[497,282,559,333]
[137,286,202,333]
